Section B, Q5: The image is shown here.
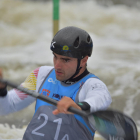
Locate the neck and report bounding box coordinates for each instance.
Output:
[62,69,89,84]
[73,66,86,78]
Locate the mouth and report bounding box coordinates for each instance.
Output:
[55,70,63,76]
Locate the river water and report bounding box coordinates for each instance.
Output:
[0,0,140,139]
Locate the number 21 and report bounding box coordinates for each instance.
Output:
[32,113,69,140]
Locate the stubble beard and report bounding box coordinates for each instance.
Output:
[56,75,63,81]
[56,73,71,82]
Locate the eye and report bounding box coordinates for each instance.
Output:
[63,59,70,62]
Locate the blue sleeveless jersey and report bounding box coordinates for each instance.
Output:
[23,69,99,140]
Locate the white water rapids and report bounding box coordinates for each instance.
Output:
[0,0,140,139]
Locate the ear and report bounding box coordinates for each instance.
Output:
[80,56,88,67]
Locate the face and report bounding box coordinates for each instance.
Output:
[53,53,78,81]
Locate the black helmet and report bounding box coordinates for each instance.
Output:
[50,26,93,59]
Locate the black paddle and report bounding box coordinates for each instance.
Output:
[0,78,138,140]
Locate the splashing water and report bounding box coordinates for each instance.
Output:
[0,0,140,139]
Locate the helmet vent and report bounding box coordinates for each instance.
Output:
[74,37,79,48]
[87,35,91,43]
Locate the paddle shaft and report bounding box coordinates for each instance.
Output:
[0,78,138,140]
[0,78,88,117]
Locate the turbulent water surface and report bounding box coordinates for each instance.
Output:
[0,0,140,139]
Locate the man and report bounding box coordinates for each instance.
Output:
[0,26,112,140]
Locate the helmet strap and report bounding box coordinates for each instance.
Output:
[63,59,82,84]
[70,59,82,79]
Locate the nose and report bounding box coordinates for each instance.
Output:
[54,58,62,69]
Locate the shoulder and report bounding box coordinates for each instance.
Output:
[38,66,54,73]
[37,66,54,79]
[31,66,54,79]
[84,77,107,90]
[34,66,54,91]
[78,77,109,100]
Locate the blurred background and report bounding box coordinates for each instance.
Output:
[0,0,140,139]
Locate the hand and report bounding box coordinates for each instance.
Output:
[0,69,6,89]
[53,96,82,115]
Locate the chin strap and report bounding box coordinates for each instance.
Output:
[63,59,82,84]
